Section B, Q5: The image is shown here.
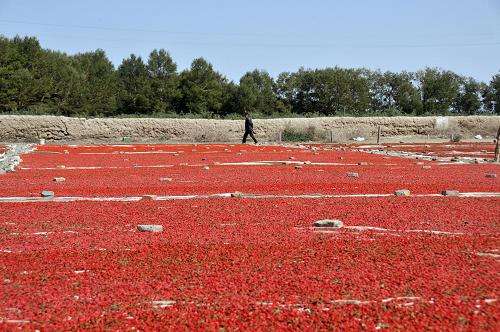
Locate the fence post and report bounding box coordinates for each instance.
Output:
[377,126,381,144]
[495,126,500,163]
[277,131,282,143]
[330,130,334,143]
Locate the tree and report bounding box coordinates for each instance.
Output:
[73,49,118,116]
[274,71,297,114]
[0,36,41,112]
[177,58,228,116]
[147,49,180,113]
[117,54,151,114]
[369,71,422,115]
[482,74,500,114]
[455,77,481,115]
[237,70,277,115]
[417,68,461,115]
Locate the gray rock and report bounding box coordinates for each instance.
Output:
[53,177,66,183]
[486,173,497,178]
[231,192,244,198]
[141,195,157,201]
[441,190,459,196]
[41,190,54,197]
[313,219,343,228]
[347,172,359,178]
[394,189,411,196]
[137,225,163,232]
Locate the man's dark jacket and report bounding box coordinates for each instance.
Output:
[245,116,254,132]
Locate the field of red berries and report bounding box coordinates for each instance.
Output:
[1,143,499,330]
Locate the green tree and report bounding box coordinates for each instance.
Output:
[294,67,372,116]
[274,71,297,114]
[147,49,179,113]
[369,71,422,115]
[73,49,118,116]
[482,74,499,114]
[0,36,41,112]
[237,69,277,115]
[455,77,481,115]
[177,57,228,116]
[417,68,461,115]
[117,54,151,114]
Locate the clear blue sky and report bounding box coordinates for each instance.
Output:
[1,0,499,82]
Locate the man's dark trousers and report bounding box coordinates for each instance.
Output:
[242,131,257,143]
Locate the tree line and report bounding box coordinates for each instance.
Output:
[1,35,499,118]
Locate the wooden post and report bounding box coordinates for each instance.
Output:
[330,130,334,143]
[377,126,381,144]
[495,126,500,163]
[277,131,282,143]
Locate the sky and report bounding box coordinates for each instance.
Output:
[0,0,499,82]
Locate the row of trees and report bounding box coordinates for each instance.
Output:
[1,35,499,117]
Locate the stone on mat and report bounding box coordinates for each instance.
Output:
[347,172,359,178]
[441,190,459,196]
[141,195,157,201]
[486,173,497,178]
[231,192,244,198]
[137,225,163,232]
[53,177,66,183]
[394,189,411,196]
[313,219,343,228]
[41,190,54,197]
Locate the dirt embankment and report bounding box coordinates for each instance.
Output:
[0,115,498,143]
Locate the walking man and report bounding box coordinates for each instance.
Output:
[242,111,258,144]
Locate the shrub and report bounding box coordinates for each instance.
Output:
[282,125,328,142]
[450,133,462,142]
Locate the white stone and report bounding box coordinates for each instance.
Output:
[137,225,163,232]
[152,300,176,308]
[41,190,54,197]
[394,189,410,196]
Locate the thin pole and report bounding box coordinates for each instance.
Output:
[495,126,500,163]
[377,126,381,144]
